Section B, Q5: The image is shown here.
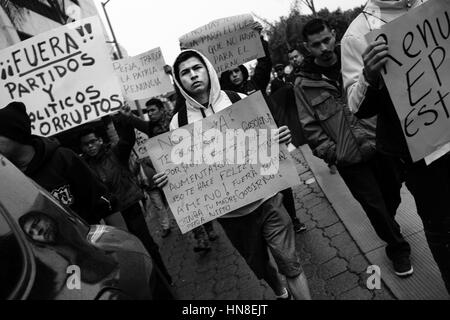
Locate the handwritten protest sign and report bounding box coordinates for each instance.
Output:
[0,16,124,137]
[113,47,174,101]
[366,0,450,162]
[179,14,265,75]
[146,91,300,234]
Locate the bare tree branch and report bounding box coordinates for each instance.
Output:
[300,0,317,16]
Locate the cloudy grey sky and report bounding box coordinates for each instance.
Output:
[93,0,367,64]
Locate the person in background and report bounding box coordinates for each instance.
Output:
[78,107,173,286]
[270,63,288,95]
[0,101,114,225]
[285,48,304,84]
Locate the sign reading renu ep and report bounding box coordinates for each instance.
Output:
[366,0,450,162]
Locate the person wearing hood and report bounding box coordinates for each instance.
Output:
[152,48,311,300]
[295,18,413,277]
[342,0,450,293]
[0,101,114,225]
[270,63,287,95]
[78,106,173,287]
[219,23,271,95]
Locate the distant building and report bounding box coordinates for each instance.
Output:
[0,0,102,49]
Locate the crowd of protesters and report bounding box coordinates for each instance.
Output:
[1,0,450,300]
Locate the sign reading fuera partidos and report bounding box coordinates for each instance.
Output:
[0,16,124,137]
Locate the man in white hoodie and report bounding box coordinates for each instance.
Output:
[342,0,450,293]
[153,49,311,300]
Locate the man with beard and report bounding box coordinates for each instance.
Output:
[294,18,412,277]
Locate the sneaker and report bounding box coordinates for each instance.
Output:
[161,228,171,238]
[392,256,414,277]
[293,222,307,233]
[207,230,219,241]
[193,239,211,253]
[275,288,291,300]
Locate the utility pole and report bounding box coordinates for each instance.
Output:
[101,0,123,59]
[101,0,144,121]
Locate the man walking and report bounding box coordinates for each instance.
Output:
[153,48,311,300]
[342,0,450,292]
[295,18,412,277]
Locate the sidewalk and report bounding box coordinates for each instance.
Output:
[145,148,395,300]
[300,144,449,300]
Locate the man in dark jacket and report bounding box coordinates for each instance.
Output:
[79,107,172,284]
[0,101,113,225]
[295,18,412,277]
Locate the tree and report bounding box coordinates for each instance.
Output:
[266,4,364,65]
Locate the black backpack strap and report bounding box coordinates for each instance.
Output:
[177,103,188,127]
[224,90,241,103]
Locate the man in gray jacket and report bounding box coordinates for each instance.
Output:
[294,18,412,277]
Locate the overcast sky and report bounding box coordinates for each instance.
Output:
[93,0,367,64]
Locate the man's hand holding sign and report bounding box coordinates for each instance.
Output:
[366,0,450,163]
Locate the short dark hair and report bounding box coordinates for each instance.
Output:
[78,128,99,144]
[173,51,207,90]
[145,98,164,110]
[275,64,284,71]
[288,48,300,55]
[302,18,331,41]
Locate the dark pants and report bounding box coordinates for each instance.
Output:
[404,153,450,293]
[122,202,172,285]
[337,153,411,260]
[280,188,301,225]
[218,194,303,280]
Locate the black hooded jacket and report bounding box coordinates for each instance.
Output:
[25,136,114,224]
[220,37,272,95]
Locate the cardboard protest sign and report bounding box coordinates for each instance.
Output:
[366,0,450,162]
[147,91,300,234]
[113,47,174,101]
[179,14,265,75]
[0,16,124,137]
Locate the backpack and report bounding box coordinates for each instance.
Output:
[177,90,241,127]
